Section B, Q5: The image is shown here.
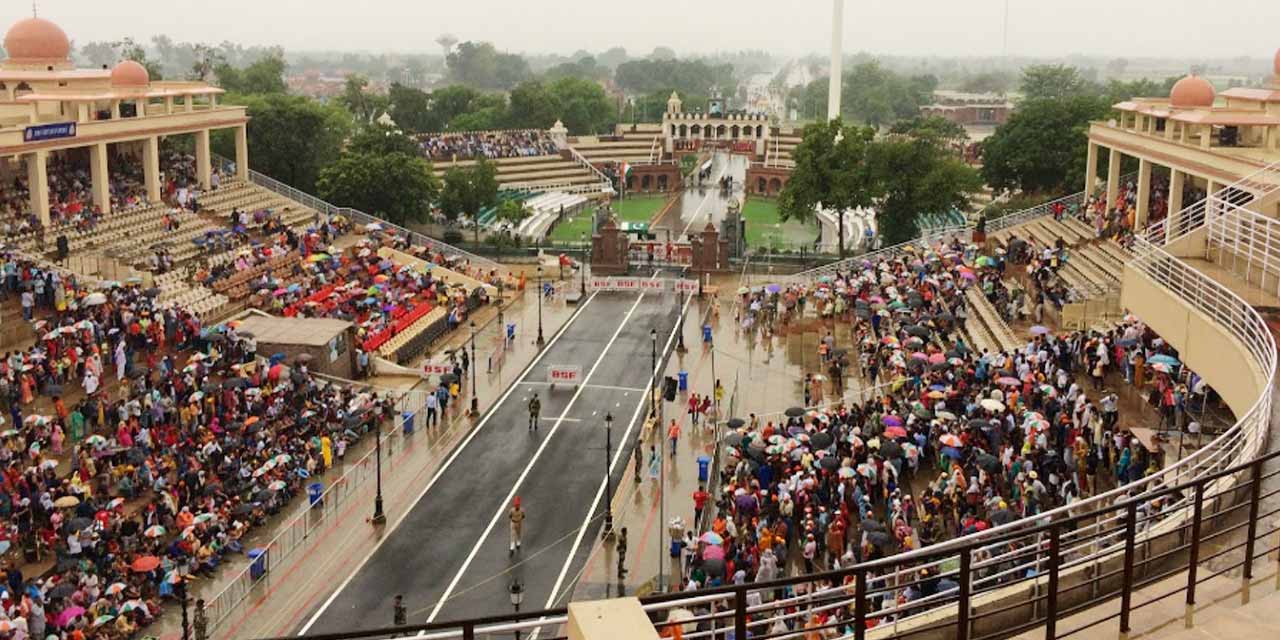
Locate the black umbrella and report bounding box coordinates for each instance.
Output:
[206,333,227,343]
[69,517,93,531]
[723,432,744,448]
[223,377,249,390]
[129,367,150,379]
[440,373,459,385]
[881,441,903,458]
[855,308,872,320]
[703,557,726,577]
[906,358,925,372]
[832,348,848,359]
[810,432,834,449]
[144,288,161,298]
[48,582,75,599]
[232,504,256,516]
[784,407,804,418]
[905,325,931,338]
[43,383,63,397]
[930,362,951,372]
[860,517,885,531]
[968,419,991,430]
[977,452,1000,472]
[727,417,746,429]
[202,383,221,394]
[867,531,893,547]
[990,508,1017,526]
[817,456,839,470]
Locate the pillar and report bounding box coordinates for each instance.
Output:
[194,129,212,190]
[827,0,844,120]
[1168,169,1185,227]
[1106,148,1122,210]
[142,136,162,203]
[1135,159,1152,229]
[89,142,111,214]
[26,150,49,227]
[234,124,249,181]
[110,100,120,119]
[1084,142,1099,195]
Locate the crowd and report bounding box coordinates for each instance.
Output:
[1078,177,1206,247]
[674,235,1206,635]
[416,130,558,161]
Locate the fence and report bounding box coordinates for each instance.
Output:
[1143,160,1280,247]
[1205,202,1280,299]
[201,377,431,635]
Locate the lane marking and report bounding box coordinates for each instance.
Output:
[678,153,737,238]
[518,382,646,393]
[536,288,692,621]
[297,292,600,635]
[424,291,651,623]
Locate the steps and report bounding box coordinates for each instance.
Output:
[964,287,1021,353]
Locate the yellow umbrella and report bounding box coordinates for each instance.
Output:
[53,495,80,508]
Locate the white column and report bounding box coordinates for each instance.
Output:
[1135,159,1152,229]
[89,142,111,214]
[827,0,844,120]
[1106,148,1122,210]
[194,129,212,190]
[1084,141,1099,195]
[27,151,49,227]
[143,136,162,203]
[234,124,249,181]
[1167,169,1185,233]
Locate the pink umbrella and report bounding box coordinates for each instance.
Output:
[997,377,1021,387]
[911,352,928,360]
[882,415,903,427]
[884,426,908,438]
[928,353,946,364]
[55,606,87,627]
[702,544,726,560]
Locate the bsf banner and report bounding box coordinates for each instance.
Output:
[548,365,582,385]
[674,279,699,293]
[422,361,452,377]
[588,277,699,293]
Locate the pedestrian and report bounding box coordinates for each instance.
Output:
[393,594,407,630]
[528,393,541,431]
[424,390,438,428]
[509,496,526,555]
[616,527,628,579]
[667,419,680,456]
[692,485,709,524]
[193,599,208,640]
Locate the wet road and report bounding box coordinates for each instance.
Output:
[653,152,748,241]
[297,290,684,633]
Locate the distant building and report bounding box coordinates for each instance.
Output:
[920,90,1013,127]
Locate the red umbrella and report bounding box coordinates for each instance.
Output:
[884,426,908,439]
[130,555,160,572]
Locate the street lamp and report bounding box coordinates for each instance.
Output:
[509,580,525,640]
[176,575,190,640]
[603,412,614,537]
[580,232,589,297]
[372,416,386,525]
[536,266,545,347]
[649,329,657,422]
[469,320,478,416]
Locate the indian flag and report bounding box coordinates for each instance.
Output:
[620,161,632,177]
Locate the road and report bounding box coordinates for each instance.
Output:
[652,152,748,242]
[297,289,684,633]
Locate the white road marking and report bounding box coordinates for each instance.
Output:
[518,382,646,393]
[296,292,599,635]
[678,153,736,238]
[424,291,652,623]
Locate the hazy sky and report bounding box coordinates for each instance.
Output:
[5,0,1278,60]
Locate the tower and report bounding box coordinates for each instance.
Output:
[666,91,682,115]
[828,0,845,120]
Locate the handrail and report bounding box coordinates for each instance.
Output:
[1143,160,1280,246]
[564,145,615,192]
[211,153,501,271]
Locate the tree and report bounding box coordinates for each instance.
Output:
[868,136,982,245]
[215,54,287,94]
[650,46,677,61]
[1020,65,1091,101]
[317,152,440,227]
[778,119,879,258]
[960,71,1015,95]
[548,77,614,134]
[339,74,389,124]
[79,41,117,67]
[387,83,435,133]
[439,160,500,243]
[507,81,560,129]
[680,154,698,182]
[614,59,735,99]
[889,116,968,148]
[495,199,530,224]
[597,47,628,69]
[428,85,483,129]
[447,41,531,90]
[212,93,351,192]
[980,96,1111,196]
[188,44,223,81]
[348,124,420,157]
[436,34,459,61]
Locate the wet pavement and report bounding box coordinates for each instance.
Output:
[652,153,748,241]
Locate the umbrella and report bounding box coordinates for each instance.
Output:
[84,292,107,306]
[881,440,903,458]
[143,525,166,538]
[106,582,127,596]
[968,419,991,430]
[838,467,856,479]
[784,407,804,418]
[93,614,115,627]
[296,353,315,363]
[723,432,744,447]
[941,446,964,459]
[700,531,724,545]
[131,556,161,572]
[977,452,1000,472]
[905,325,931,338]
[810,432,834,449]
[882,415,903,427]
[440,373,459,385]
[1149,354,1181,367]
[884,426,907,439]
[997,376,1021,387]
[726,417,745,429]
[702,544,725,561]
[269,480,288,491]
[980,398,1006,412]
[54,606,86,627]
[703,557,727,577]
[818,456,840,470]
[1029,325,1050,335]
[120,600,147,614]
[867,531,893,547]
[53,495,80,508]
[194,513,217,524]
[990,508,1017,526]
[940,433,963,448]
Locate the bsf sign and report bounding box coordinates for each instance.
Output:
[422,362,452,376]
[24,122,77,143]
[548,365,582,385]
[674,279,699,293]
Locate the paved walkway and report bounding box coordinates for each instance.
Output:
[145,282,581,640]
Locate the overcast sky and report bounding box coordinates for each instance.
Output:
[5,0,1277,60]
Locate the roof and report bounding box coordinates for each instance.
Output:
[236,315,353,347]
[0,69,110,81]
[1221,87,1280,103]
[14,86,225,101]
[1169,110,1280,126]
[1112,100,1173,118]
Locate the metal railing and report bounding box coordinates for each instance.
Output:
[1205,202,1280,300]
[564,146,615,193]
[1143,160,1280,246]
[211,153,501,272]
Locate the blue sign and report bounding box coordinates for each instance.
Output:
[24,122,77,143]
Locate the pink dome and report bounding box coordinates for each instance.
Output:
[111,60,150,87]
[1169,75,1215,108]
[3,17,70,62]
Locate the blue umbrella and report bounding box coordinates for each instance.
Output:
[1149,354,1180,367]
[941,446,964,459]
[766,283,781,294]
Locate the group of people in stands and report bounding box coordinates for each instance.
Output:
[416,129,558,161]
[674,233,1206,635]
[0,248,399,640]
[1079,177,1206,247]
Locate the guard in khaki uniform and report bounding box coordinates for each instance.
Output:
[509,496,526,556]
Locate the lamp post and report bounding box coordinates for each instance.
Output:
[580,231,588,297]
[509,580,525,640]
[372,416,386,524]
[497,279,505,341]
[603,412,614,537]
[649,329,657,423]
[176,573,191,640]
[676,272,686,354]
[536,266,545,347]
[469,320,478,416]
[650,327,664,594]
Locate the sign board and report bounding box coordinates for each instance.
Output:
[619,222,649,234]
[588,277,700,293]
[628,241,693,266]
[422,362,453,376]
[674,279,699,293]
[548,365,582,385]
[24,122,77,143]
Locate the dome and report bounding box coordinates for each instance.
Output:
[3,17,71,63]
[110,60,150,87]
[1169,75,1215,108]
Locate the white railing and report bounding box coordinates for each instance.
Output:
[565,146,615,192]
[1144,160,1280,246]
[648,134,662,164]
[212,154,501,271]
[1205,202,1280,301]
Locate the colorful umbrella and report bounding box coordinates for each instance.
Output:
[130,555,161,572]
[144,525,166,538]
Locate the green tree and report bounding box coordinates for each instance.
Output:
[387,83,435,133]
[338,74,389,124]
[889,116,968,147]
[778,119,879,258]
[1020,64,1091,101]
[868,136,982,245]
[117,37,164,80]
[317,152,439,226]
[79,41,118,67]
[215,54,287,94]
[447,41,531,90]
[980,96,1111,196]
[449,107,506,132]
[614,59,735,99]
[960,71,1016,95]
[348,124,420,156]
[507,80,560,129]
[548,77,614,134]
[439,160,500,242]
[213,93,351,192]
[495,199,530,224]
[188,44,223,81]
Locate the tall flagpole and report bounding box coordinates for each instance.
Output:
[828,0,844,120]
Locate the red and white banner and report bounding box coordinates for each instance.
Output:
[587,277,700,293]
[422,362,453,376]
[674,279,699,293]
[548,365,582,385]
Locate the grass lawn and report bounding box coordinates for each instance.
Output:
[742,198,816,251]
[613,195,668,224]
[547,207,596,243]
